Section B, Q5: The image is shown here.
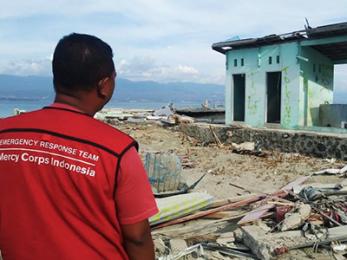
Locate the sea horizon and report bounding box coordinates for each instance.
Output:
[0,98,223,118]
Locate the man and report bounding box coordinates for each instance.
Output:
[0,33,158,259]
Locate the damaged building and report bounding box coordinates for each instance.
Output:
[212,22,347,130]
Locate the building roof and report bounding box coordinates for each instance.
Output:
[212,22,347,63]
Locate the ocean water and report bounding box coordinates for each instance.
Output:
[0,98,213,118]
[0,99,48,118]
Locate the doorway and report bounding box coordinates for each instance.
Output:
[266,72,281,123]
[233,74,245,121]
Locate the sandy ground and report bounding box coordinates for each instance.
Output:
[116,122,344,200]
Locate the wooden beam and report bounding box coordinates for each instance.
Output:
[300,35,347,46]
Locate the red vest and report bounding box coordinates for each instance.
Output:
[0,106,138,260]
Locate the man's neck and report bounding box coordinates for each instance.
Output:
[54,93,97,116]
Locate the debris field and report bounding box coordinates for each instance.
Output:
[112,119,347,260]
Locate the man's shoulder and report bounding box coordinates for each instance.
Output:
[91,117,135,143]
[0,110,39,130]
[44,107,138,151]
[0,108,138,154]
[74,115,139,156]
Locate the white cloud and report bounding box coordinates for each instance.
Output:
[0,0,346,85]
[176,65,199,75]
[117,56,201,82]
[0,59,51,76]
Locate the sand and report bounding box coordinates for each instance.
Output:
[115,122,345,200]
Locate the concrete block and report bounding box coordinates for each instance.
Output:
[241,225,312,260]
[233,228,243,243]
[153,238,168,256]
[216,231,235,245]
[281,203,311,231]
[169,238,188,255]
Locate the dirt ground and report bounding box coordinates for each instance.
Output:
[113,121,346,259]
[116,122,344,200]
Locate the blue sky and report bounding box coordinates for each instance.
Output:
[0,0,346,98]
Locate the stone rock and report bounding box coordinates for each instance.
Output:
[216,231,235,245]
[281,213,302,232]
[153,238,167,256]
[281,203,311,231]
[255,220,271,232]
[231,142,255,151]
[169,238,188,255]
[298,203,311,218]
[233,228,243,243]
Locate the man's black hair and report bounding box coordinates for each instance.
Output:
[52,33,115,92]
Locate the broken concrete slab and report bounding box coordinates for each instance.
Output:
[241,225,313,260]
[153,238,168,256]
[216,232,235,246]
[281,203,311,231]
[169,238,188,256]
[233,228,243,243]
[254,220,271,233]
[241,225,347,260]
[231,142,255,152]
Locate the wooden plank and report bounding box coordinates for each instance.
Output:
[238,204,275,225]
[206,194,257,209]
[152,215,244,240]
[202,210,246,220]
[153,195,262,229]
[238,176,311,225]
[280,175,310,192]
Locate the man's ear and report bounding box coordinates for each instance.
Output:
[97,76,114,99]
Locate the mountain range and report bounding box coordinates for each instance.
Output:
[1,74,344,105]
[0,74,224,104]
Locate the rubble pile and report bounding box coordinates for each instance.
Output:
[150,160,347,259]
[95,105,196,126]
[97,108,347,259]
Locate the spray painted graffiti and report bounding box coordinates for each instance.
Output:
[282,66,291,127]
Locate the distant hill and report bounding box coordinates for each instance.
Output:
[1,74,346,106]
[0,74,224,104]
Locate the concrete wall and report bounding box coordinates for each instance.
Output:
[319,104,347,128]
[180,123,347,160]
[280,43,301,128]
[299,47,334,127]
[225,42,301,129]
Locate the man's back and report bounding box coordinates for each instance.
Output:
[1,32,157,260]
[0,105,142,259]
